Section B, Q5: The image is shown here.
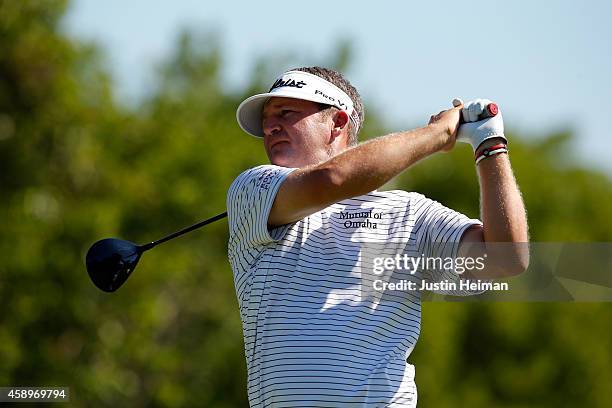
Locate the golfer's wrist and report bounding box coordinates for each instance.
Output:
[475,137,506,156]
[426,123,453,151]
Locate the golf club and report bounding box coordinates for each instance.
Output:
[85,211,227,292]
[85,101,494,293]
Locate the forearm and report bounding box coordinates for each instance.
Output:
[477,149,528,243]
[318,124,447,200]
[462,145,529,278]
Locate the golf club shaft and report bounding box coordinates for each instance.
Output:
[139,211,228,252]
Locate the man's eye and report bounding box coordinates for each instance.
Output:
[280,109,295,117]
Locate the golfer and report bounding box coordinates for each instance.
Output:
[227,67,528,407]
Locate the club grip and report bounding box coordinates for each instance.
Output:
[482,103,499,118]
[459,103,499,124]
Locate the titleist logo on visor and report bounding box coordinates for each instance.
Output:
[259,70,361,133]
[269,78,307,91]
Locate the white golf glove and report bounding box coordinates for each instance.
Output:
[454,98,506,151]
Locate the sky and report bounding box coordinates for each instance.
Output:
[62,0,612,174]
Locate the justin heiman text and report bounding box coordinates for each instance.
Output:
[372,279,509,292]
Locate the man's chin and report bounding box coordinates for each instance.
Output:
[269,152,299,168]
[270,157,294,168]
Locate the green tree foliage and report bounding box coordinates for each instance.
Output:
[1,1,611,407]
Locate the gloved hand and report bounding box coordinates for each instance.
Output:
[453,98,506,151]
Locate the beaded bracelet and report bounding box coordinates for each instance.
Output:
[475,143,508,165]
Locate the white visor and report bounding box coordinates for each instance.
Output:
[236,70,360,137]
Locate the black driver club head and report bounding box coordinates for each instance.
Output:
[85,212,228,292]
[86,238,143,292]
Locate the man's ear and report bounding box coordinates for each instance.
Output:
[329,110,350,143]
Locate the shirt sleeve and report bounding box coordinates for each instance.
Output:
[226,165,297,250]
[412,193,486,296]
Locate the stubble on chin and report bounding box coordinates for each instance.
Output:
[268,151,291,168]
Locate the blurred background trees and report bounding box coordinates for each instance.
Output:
[1,1,611,406]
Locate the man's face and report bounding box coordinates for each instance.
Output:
[262,97,344,168]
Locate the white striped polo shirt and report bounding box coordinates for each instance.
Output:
[227,165,482,407]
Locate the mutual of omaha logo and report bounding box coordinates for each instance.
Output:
[338,209,383,229]
[269,78,307,91]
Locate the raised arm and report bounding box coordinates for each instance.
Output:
[268,106,462,227]
[455,100,529,279]
[459,141,529,278]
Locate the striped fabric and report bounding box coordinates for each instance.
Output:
[227,165,482,407]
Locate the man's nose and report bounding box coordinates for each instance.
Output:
[263,117,282,137]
